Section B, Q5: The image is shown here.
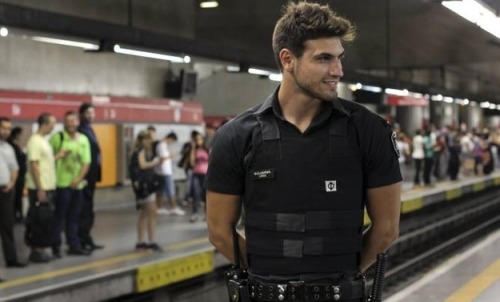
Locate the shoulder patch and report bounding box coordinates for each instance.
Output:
[391,132,400,158]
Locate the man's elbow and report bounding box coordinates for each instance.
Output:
[381,225,399,248]
[207,225,229,250]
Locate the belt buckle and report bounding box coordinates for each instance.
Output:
[287,280,305,301]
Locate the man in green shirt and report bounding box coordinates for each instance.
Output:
[49,111,91,257]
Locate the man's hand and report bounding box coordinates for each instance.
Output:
[2,182,14,192]
[70,178,81,189]
[37,189,48,202]
[55,149,71,160]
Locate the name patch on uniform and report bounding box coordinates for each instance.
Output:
[252,169,276,181]
[325,180,337,192]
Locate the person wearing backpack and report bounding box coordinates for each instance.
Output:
[130,130,163,252]
[49,111,91,257]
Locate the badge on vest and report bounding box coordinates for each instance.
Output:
[252,169,276,181]
[325,180,337,192]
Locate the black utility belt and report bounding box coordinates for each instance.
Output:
[249,278,365,302]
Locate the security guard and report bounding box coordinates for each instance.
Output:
[206,2,401,302]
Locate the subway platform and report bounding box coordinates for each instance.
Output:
[1,171,499,302]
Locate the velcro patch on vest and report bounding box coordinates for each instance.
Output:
[252,168,276,181]
[325,180,337,192]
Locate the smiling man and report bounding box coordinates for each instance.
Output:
[206,2,402,302]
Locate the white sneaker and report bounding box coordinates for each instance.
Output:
[171,207,186,216]
[157,208,170,215]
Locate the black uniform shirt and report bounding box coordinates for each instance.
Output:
[206,88,402,195]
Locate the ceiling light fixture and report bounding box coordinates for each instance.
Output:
[200,1,219,8]
[442,0,500,39]
[248,68,271,76]
[31,36,98,49]
[113,45,190,63]
[0,26,8,37]
[269,73,283,82]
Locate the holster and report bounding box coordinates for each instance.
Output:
[225,266,250,302]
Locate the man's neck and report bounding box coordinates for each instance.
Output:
[278,83,323,133]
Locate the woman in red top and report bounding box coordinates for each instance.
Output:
[189,132,209,222]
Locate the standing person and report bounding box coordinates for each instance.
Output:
[412,129,425,188]
[50,111,91,257]
[189,132,209,222]
[25,113,58,262]
[178,130,198,206]
[0,117,25,267]
[448,132,461,181]
[155,132,185,216]
[422,129,435,186]
[205,3,401,301]
[77,102,104,251]
[7,127,27,222]
[129,131,162,252]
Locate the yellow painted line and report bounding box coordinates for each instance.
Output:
[444,259,500,302]
[136,250,214,292]
[401,197,423,214]
[473,182,485,192]
[494,177,500,186]
[0,237,209,290]
[446,188,462,201]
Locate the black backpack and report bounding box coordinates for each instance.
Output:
[25,202,55,248]
[129,149,161,199]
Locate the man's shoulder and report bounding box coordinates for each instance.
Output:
[216,104,262,139]
[339,98,391,131]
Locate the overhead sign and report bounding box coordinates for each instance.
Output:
[386,95,428,106]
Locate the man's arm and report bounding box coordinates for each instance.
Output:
[206,190,247,267]
[360,182,401,272]
[3,169,18,192]
[30,161,47,201]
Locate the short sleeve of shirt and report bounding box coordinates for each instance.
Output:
[362,115,402,188]
[79,135,91,165]
[157,142,169,157]
[6,145,18,171]
[49,133,60,153]
[27,136,42,162]
[205,124,246,195]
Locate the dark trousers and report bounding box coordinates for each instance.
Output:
[192,174,206,214]
[14,178,25,219]
[54,188,83,249]
[413,158,423,185]
[0,188,18,264]
[423,158,434,185]
[79,181,96,246]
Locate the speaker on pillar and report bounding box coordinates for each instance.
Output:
[163,69,198,100]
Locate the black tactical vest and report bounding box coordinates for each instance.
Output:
[243,107,364,275]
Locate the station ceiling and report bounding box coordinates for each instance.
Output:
[1,0,500,102]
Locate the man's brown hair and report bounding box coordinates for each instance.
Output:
[272,1,356,70]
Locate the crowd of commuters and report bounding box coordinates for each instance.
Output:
[0,103,104,278]
[395,122,500,188]
[129,125,215,252]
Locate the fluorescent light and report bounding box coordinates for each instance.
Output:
[463,98,470,105]
[200,1,219,8]
[385,88,409,96]
[113,45,188,63]
[480,101,490,108]
[269,73,283,82]
[443,96,454,103]
[0,27,8,37]
[226,65,240,72]
[31,36,98,50]
[489,103,496,110]
[431,94,444,101]
[442,0,500,39]
[496,105,500,110]
[248,68,271,76]
[361,85,382,93]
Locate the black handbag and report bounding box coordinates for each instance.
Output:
[25,202,55,248]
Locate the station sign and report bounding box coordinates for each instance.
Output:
[386,95,429,106]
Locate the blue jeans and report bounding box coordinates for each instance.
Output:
[54,187,83,249]
[192,174,206,214]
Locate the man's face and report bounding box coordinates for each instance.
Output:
[46,116,57,134]
[289,37,344,101]
[82,107,95,123]
[0,120,12,141]
[64,114,79,134]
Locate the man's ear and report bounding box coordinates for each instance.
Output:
[280,48,295,72]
